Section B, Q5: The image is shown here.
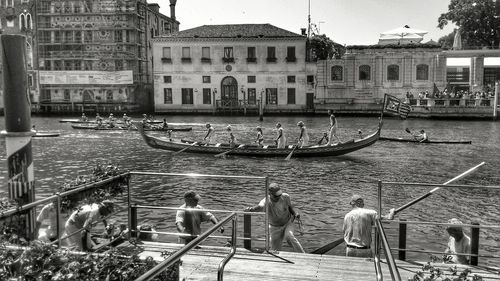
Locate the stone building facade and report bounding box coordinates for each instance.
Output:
[32,0,178,114]
[151,24,317,115]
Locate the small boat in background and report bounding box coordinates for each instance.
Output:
[59,119,163,124]
[34,131,61,137]
[71,124,192,132]
[379,137,471,144]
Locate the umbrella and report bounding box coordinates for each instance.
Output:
[381,25,428,38]
[453,29,462,50]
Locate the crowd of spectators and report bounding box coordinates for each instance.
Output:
[406,88,495,101]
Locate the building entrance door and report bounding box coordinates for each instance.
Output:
[221,76,238,107]
[306,92,315,109]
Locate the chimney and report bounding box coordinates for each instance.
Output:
[301,28,306,36]
[169,0,177,20]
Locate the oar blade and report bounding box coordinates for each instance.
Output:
[310,238,344,254]
[285,146,296,161]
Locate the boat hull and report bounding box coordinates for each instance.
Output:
[60,119,162,124]
[379,137,471,144]
[135,122,382,157]
[71,124,192,132]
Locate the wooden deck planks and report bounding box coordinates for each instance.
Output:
[122,242,500,280]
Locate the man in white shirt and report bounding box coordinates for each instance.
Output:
[444,218,471,264]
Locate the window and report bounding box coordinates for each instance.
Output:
[163,88,172,104]
[387,65,399,81]
[54,31,61,43]
[181,47,191,62]
[106,90,113,101]
[247,88,256,105]
[223,47,234,63]
[286,47,296,62]
[248,76,256,83]
[181,88,193,104]
[287,88,296,104]
[64,89,70,101]
[287,76,296,83]
[162,47,171,62]
[202,76,211,83]
[115,60,123,71]
[267,47,276,62]
[202,88,211,104]
[247,47,256,62]
[331,66,343,81]
[84,61,92,70]
[416,64,429,80]
[359,65,371,80]
[202,47,210,62]
[115,30,123,42]
[307,75,314,85]
[163,76,171,83]
[266,88,278,105]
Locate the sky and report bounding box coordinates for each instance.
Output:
[152,0,457,46]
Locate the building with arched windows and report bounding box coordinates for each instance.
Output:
[151,24,317,114]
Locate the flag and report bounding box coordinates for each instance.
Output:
[383,94,412,119]
[433,83,440,96]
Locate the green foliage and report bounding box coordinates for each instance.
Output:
[0,242,176,281]
[438,31,457,49]
[438,0,500,48]
[309,34,345,60]
[409,255,483,281]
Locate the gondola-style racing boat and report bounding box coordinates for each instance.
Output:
[379,137,471,144]
[71,124,192,132]
[135,121,382,157]
[60,119,163,124]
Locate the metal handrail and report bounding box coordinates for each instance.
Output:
[130,171,266,180]
[380,182,500,190]
[133,204,264,215]
[135,212,236,281]
[375,219,402,281]
[218,216,237,281]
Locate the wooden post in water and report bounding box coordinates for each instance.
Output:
[1,35,36,240]
[243,214,252,250]
[470,222,480,266]
[398,219,407,261]
[494,82,499,121]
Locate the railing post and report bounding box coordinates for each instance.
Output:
[243,213,252,250]
[130,204,138,238]
[470,222,480,266]
[398,219,407,261]
[493,82,498,121]
[55,194,62,248]
[376,181,382,259]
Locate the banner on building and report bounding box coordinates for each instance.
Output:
[383,94,412,119]
[39,70,133,85]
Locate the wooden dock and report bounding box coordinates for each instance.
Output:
[126,242,500,280]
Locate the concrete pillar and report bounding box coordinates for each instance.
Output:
[403,56,412,87]
[434,53,447,86]
[471,56,484,92]
[374,56,383,87]
[345,55,355,88]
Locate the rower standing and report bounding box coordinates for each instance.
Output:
[80,113,88,122]
[107,113,116,128]
[275,122,287,149]
[122,113,131,126]
[226,125,236,148]
[296,121,309,148]
[327,110,341,145]
[96,113,103,127]
[204,123,215,145]
[255,126,264,147]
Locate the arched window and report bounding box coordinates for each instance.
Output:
[387,65,399,81]
[19,14,26,30]
[26,14,32,29]
[359,65,371,80]
[331,65,343,81]
[416,64,429,80]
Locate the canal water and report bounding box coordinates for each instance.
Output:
[0,115,499,265]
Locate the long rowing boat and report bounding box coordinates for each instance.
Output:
[34,131,61,137]
[135,121,382,157]
[71,124,192,132]
[379,137,471,144]
[60,119,163,124]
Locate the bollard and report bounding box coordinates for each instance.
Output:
[243,214,252,250]
[398,219,407,261]
[130,205,138,238]
[470,222,480,266]
[1,35,36,240]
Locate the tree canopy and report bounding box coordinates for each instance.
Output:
[438,0,500,49]
[308,34,345,60]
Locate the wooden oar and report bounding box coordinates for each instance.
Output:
[172,142,198,155]
[393,161,486,215]
[310,237,344,254]
[214,144,245,158]
[285,145,298,161]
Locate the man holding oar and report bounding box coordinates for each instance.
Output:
[244,183,305,253]
[343,194,394,258]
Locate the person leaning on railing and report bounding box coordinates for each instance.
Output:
[343,194,394,258]
[443,218,471,265]
[63,200,114,251]
[34,202,68,244]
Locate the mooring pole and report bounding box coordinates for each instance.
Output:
[1,34,36,239]
[493,82,498,121]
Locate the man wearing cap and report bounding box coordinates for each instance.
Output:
[176,191,223,244]
[64,200,114,251]
[203,123,215,145]
[244,183,305,253]
[444,218,471,264]
[343,194,394,258]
